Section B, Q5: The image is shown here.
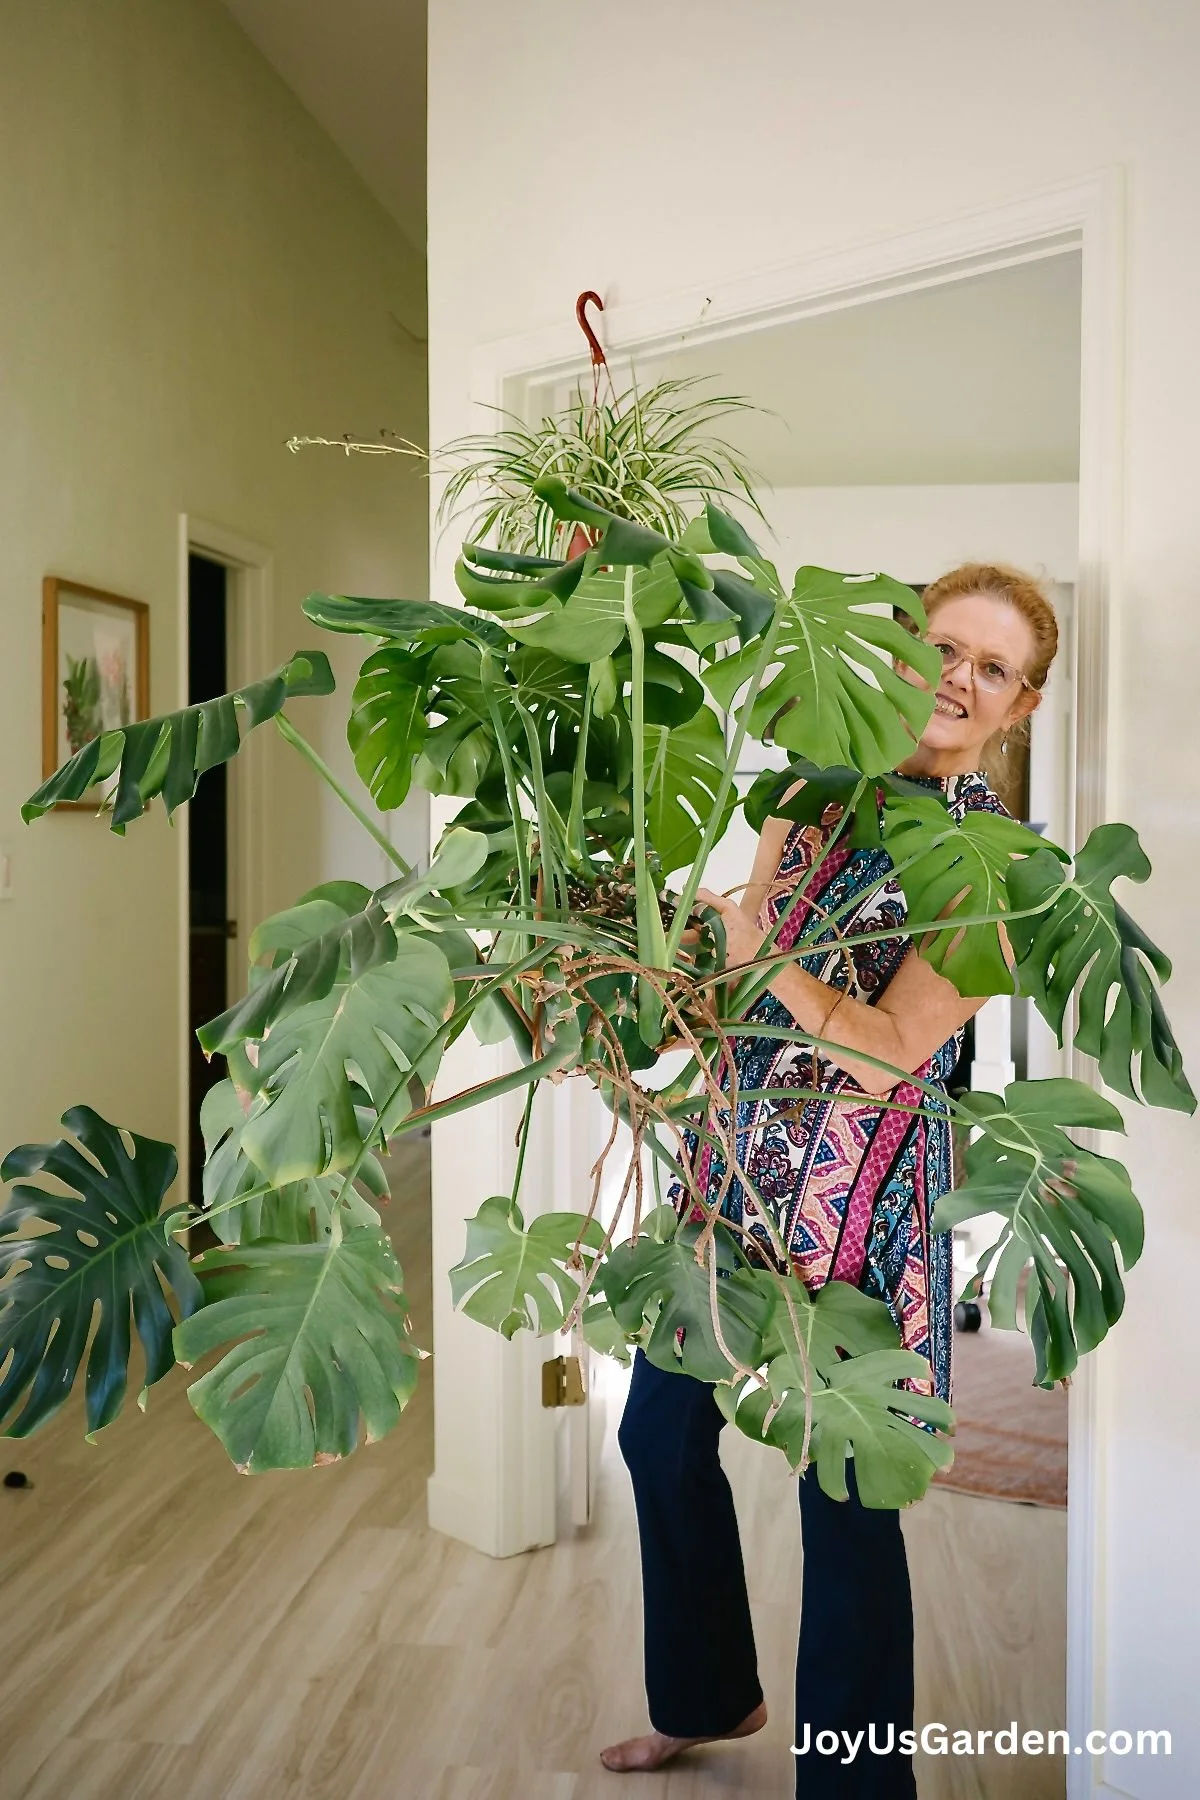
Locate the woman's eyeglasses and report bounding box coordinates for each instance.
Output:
[921,635,1032,695]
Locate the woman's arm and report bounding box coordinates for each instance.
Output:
[695,791,999,1095]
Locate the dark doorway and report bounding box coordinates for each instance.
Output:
[188,553,230,1214]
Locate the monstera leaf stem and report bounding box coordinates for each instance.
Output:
[275,713,411,877]
[623,569,669,1043]
[664,600,784,965]
[566,666,597,868]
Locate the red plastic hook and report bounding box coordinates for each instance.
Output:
[575,290,607,368]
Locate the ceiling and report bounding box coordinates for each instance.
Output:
[633,253,1082,487]
[221,0,427,253]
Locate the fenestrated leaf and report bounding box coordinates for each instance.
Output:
[643,706,736,875]
[174,1227,421,1472]
[22,651,335,829]
[201,831,486,1062]
[448,1195,604,1338]
[0,1107,201,1437]
[804,1352,955,1505]
[612,642,706,727]
[713,1277,952,1505]
[348,646,431,810]
[1006,824,1195,1113]
[502,555,683,665]
[933,1079,1143,1386]
[600,1221,775,1382]
[235,939,454,1185]
[703,568,940,776]
[882,795,1056,996]
[303,591,507,648]
[743,758,945,845]
[581,1295,632,1366]
[199,1080,385,1246]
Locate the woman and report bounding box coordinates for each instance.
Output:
[600,564,1059,1796]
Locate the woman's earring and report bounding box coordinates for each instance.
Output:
[1001,732,1010,757]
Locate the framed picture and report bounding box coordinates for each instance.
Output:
[42,576,150,807]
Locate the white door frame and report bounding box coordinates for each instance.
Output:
[175,515,272,1202]
[445,169,1125,1790]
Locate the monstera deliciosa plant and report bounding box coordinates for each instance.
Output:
[2,463,1193,1508]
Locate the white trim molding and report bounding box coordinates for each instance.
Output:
[438,173,1127,1792]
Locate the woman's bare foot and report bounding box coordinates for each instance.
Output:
[599,1699,767,1772]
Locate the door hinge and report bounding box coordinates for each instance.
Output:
[541,1353,586,1408]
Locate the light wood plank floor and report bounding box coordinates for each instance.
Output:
[0,1141,1066,1800]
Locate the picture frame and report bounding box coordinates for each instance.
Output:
[41,576,150,809]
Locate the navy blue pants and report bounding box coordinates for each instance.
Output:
[618,1348,918,1798]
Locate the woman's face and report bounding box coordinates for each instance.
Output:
[900,591,1040,768]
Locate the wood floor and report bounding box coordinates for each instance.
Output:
[0,1141,1066,1800]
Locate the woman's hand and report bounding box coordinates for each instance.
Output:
[694,887,765,970]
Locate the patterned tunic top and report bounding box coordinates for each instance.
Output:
[668,770,1007,1405]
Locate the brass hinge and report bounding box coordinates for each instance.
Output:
[541,1353,586,1408]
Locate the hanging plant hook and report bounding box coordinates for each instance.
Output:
[575,290,607,368]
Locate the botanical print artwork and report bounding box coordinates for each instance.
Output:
[56,595,138,767]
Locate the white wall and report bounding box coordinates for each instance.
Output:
[428,4,1200,1791]
[0,0,427,1164]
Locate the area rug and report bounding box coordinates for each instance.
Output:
[932,1303,1068,1508]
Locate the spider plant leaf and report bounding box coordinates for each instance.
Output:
[175,1226,422,1472]
[0,1108,201,1438]
[22,651,335,828]
[702,567,938,775]
[1005,824,1195,1114]
[881,796,1056,996]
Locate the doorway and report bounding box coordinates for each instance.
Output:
[177,515,271,1217]
[186,552,231,1215]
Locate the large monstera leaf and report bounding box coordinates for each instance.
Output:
[715,1275,952,1507]
[600,1221,776,1382]
[449,1196,604,1338]
[703,569,941,776]
[933,1079,1144,1386]
[882,795,1056,996]
[22,651,335,828]
[348,646,432,810]
[303,591,507,648]
[644,706,736,875]
[199,1080,386,1245]
[1006,823,1195,1113]
[198,831,487,1063]
[0,1108,201,1436]
[476,555,683,665]
[228,941,454,1185]
[174,1227,421,1472]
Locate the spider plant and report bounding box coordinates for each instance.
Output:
[435,373,769,558]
